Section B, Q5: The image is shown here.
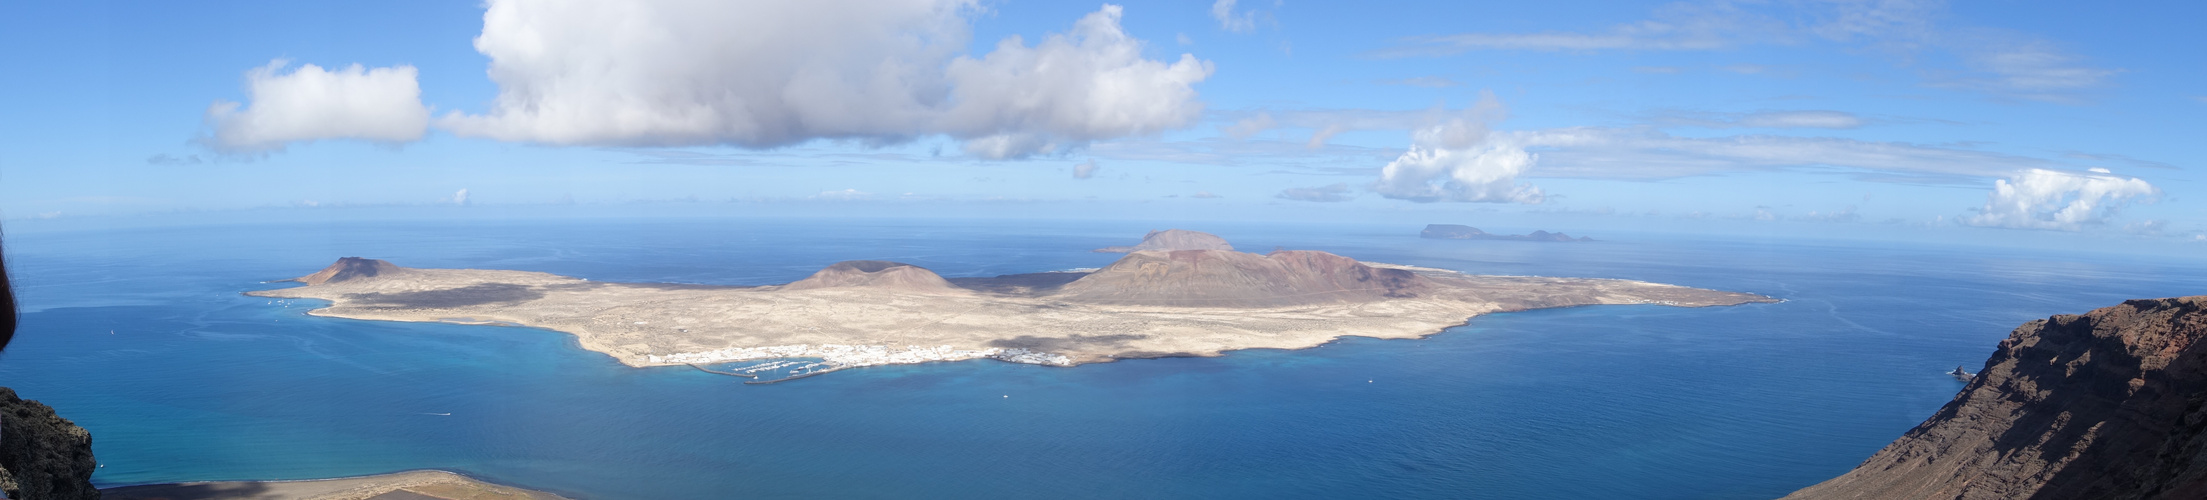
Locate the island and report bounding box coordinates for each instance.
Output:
[248,231,1770,381]
[1421,224,1593,242]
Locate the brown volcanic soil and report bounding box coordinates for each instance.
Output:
[1055,249,1431,307]
[1784,296,2207,500]
[779,260,965,294]
[248,232,1773,367]
[292,256,405,285]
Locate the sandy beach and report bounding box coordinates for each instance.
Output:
[100,470,568,500]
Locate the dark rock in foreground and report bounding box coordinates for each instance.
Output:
[1784,296,2207,500]
[1,387,100,500]
[1420,224,1591,242]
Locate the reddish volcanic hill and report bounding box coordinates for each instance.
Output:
[780,260,963,294]
[1094,229,1235,253]
[1785,296,2207,500]
[290,257,405,285]
[1053,249,1432,307]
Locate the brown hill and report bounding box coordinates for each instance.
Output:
[1094,229,1235,253]
[290,257,405,285]
[1052,249,1432,307]
[1784,296,2207,500]
[779,260,963,294]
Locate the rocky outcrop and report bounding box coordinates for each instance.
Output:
[290,257,405,285]
[1785,296,2207,500]
[1,387,100,500]
[780,260,964,294]
[1420,224,1591,242]
[1053,249,1432,307]
[1093,229,1235,253]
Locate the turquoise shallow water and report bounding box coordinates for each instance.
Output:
[2,218,2202,499]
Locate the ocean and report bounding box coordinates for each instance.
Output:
[2,217,2200,499]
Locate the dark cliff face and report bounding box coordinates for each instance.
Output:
[1,387,101,500]
[1785,296,2207,500]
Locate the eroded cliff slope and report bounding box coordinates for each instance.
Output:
[1785,296,2207,500]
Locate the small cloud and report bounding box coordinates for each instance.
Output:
[1633,66,1683,74]
[1277,183,1353,202]
[1306,124,1349,149]
[1797,206,1861,223]
[1073,159,1100,179]
[1210,0,1258,33]
[1177,33,1194,45]
[2088,167,2112,174]
[1191,191,1222,199]
[1377,76,1465,88]
[1964,169,2159,230]
[1372,91,1544,204]
[36,211,63,220]
[200,59,430,153]
[447,188,471,205]
[147,153,205,165]
[814,189,872,201]
[1223,113,1277,139]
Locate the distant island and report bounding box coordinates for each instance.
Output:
[1094,229,1235,253]
[249,231,1767,381]
[1421,224,1593,242]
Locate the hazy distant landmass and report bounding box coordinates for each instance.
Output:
[1421,224,1593,242]
[249,231,1767,378]
[1093,229,1235,253]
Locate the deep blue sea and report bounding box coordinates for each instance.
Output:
[2,218,2202,499]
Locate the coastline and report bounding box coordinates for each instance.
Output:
[101,469,569,500]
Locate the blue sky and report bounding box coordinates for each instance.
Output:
[1,0,2201,244]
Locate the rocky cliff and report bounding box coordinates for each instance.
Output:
[1784,296,2207,500]
[1,387,100,500]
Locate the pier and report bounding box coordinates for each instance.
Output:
[686,363,759,378]
[745,366,846,385]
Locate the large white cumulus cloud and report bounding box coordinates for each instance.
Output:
[438,0,1210,159]
[1965,169,2159,230]
[1372,93,1544,203]
[201,60,430,153]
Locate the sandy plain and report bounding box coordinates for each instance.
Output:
[246,243,1774,371]
[101,470,568,500]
